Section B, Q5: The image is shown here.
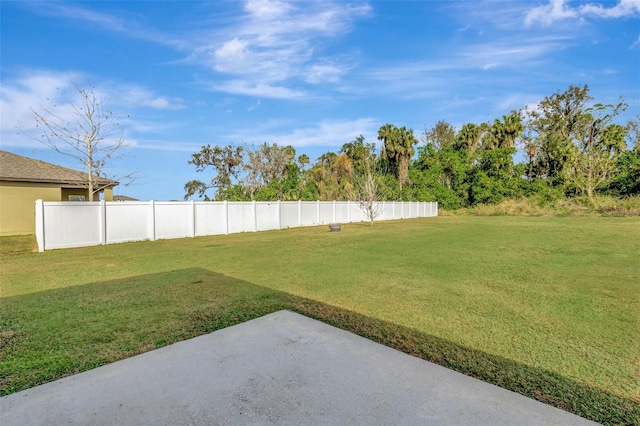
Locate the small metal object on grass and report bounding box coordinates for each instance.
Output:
[329,224,341,232]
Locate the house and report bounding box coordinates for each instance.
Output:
[113,195,139,201]
[0,150,118,235]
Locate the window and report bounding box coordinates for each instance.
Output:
[68,195,86,201]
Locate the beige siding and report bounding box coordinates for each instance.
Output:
[103,188,113,201]
[0,182,61,235]
[61,187,90,201]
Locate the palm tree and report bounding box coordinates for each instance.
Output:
[500,112,524,149]
[378,124,417,191]
[297,154,310,170]
[455,123,482,153]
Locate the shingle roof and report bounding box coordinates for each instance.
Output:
[0,150,118,187]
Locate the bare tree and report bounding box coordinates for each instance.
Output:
[353,161,383,225]
[32,81,132,200]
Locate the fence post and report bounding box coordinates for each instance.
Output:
[316,200,320,224]
[224,200,229,235]
[347,200,351,223]
[148,200,156,241]
[190,200,196,237]
[298,200,302,227]
[35,199,45,252]
[278,200,282,229]
[100,200,106,245]
[253,200,257,232]
[333,200,336,224]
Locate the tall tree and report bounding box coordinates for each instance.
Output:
[525,85,590,185]
[297,154,310,169]
[340,135,377,175]
[570,102,628,198]
[454,123,483,153]
[184,144,244,200]
[32,81,131,200]
[524,85,629,198]
[378,124,418,191]
[626,114,640,151]
[424,120,456,151]
[243,143,296,198]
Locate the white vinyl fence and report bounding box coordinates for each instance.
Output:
[35,200,438,252]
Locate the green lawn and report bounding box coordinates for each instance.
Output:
[1,216,638,425]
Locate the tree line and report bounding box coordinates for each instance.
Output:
[185,85,640,209]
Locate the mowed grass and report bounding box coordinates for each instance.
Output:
[1,216,638,425]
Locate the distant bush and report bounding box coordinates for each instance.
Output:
[447,196,640,217]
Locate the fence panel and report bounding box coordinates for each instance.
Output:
[42,202,102,250]
[35,200,438,251]
[256,202,280,231]
[195,202,226,236]
[106,202,150,243]
[318,202,334,224]
[300,202,318,226]
[155,202,193,240]
[349,202,365,222]
[280,202,300,228]
[334,202,350,223]
[227,202,255,233]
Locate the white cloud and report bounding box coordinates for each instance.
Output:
[17,1,371,100]
[232,118,379,148]
[525,0,640,27]
[190,0,371,98]
[524,0,577,27]
[579,0,640,18]
[0,71,81,137]
[305,64,345,84]
[364,34,568,100]
[213,38,252,73]
[0,70,185,149]
[114,85,186,110]
[244,0,291,19]
[26,2,186,49]
[210,80,307,99]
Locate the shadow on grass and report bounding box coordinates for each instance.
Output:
[0,268,637,425]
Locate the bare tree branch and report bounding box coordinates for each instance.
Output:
[30,80,132,200]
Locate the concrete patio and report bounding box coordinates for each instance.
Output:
[0,310,598,425]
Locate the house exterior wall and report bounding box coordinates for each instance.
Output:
[61,187,90,201]
[0,182,62,235]
[1,182,116,235]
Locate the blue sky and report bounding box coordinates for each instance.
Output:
[1,0,639,201]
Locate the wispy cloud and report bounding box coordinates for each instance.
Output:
[113,85,186,110]
[525,0,640,27]
[190,0,371,98]
[18,1,371,101]
[206,79,307,99]
[230,117,379,148]
[0,70,81,148]
[364,33,569,100]
[0,70,185,148]
[24,2,186,48]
